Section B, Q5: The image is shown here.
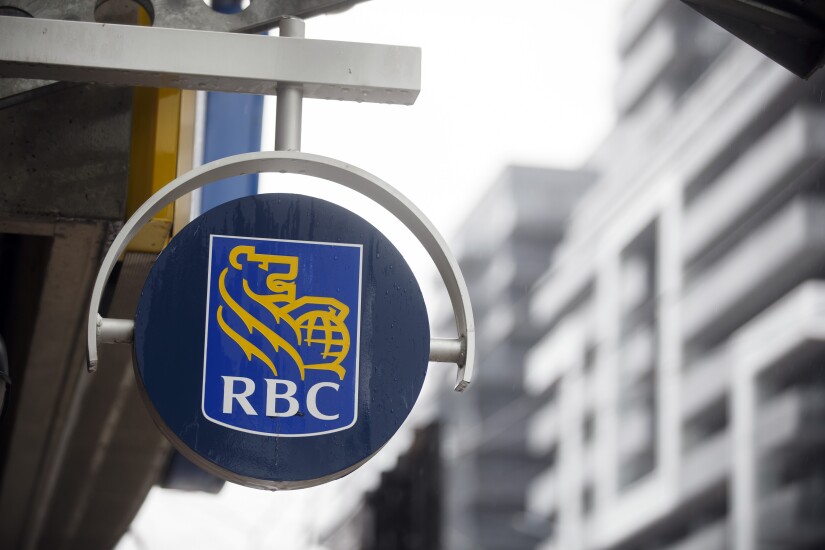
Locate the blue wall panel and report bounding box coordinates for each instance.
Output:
[199,92,264,214]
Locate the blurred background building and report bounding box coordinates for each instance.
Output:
[521,1,825,549]
[340,1,825,550]
[439,166,595,550]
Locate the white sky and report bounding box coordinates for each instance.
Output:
[120,1,622,548]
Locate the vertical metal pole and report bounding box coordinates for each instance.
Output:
[275,17,305,151]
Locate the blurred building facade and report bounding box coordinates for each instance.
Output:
[523,1,825,550]
[322,423,442,550]
[321,2,825,549]
[439,166,595,550]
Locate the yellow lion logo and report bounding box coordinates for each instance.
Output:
[216,245,350,381]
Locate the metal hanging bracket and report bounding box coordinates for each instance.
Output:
[0,14,474,391]
[89,152,475,391]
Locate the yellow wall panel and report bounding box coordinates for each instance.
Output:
[126,87,182,253]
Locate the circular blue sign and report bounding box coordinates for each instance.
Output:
[134,193,430,488]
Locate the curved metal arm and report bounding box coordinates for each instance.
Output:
[87,151,474,391]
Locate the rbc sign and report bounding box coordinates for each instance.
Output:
[134,194,430,488]
[202,235,361,436]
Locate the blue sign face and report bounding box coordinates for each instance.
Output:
[134,194,430,489]
[202,235,362,437]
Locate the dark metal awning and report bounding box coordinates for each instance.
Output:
[682,0,825,78]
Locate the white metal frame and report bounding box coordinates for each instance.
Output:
[89,151,475,391]
[0,16,420,104]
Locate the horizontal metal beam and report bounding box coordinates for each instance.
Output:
[0,16,421,105]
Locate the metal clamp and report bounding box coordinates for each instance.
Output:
[87,151,475,391]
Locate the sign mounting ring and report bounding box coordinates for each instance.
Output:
[86,151,475,391]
